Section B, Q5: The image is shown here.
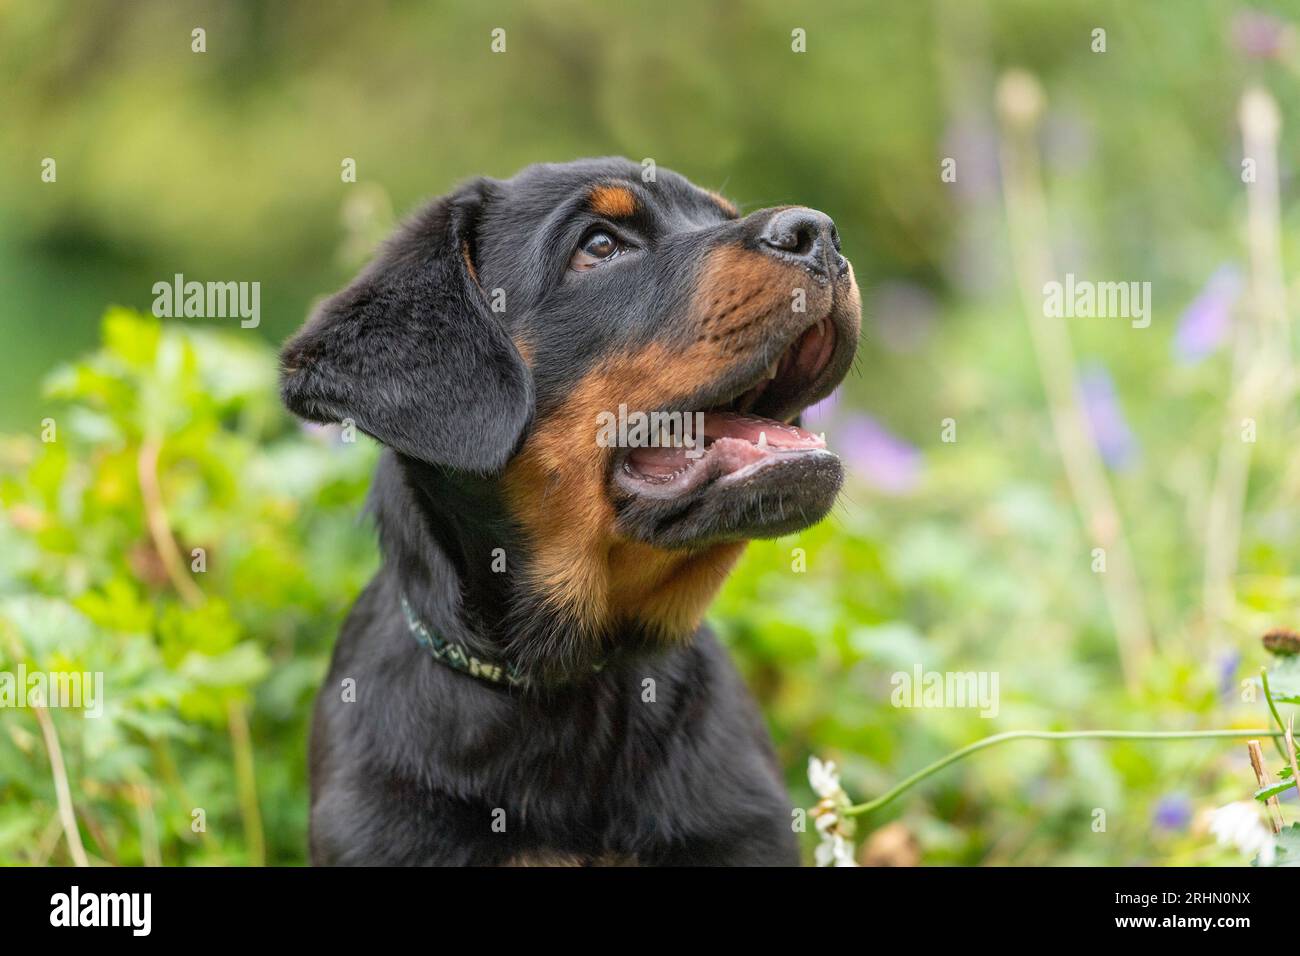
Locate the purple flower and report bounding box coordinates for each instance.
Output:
[1174,265,1242,364]
[837,413,922,494]
[1153,793,1192,831]
[1216,648,1242,700]
[1232,11,1295,60]
[1079,365,1138,470]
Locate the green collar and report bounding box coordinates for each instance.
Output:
[400,594,528,690]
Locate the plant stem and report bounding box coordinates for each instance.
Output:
[1203,87,1290,643]
[1247,739,1285,832]
[2,622,89,866]
[996,70,1153,689]
[137,436,204,608]
[1261,667,1290,760]
[227,698,265,866]
[31,704,90,866]
[842,729,1286,818]
[131,782,162,867]
[1286,717,1300,805]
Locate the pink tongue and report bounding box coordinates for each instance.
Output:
[702,412,825,448]
[625,443,689,478]
[624,412,824,478]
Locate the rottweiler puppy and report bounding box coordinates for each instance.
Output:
[280,157,860,865]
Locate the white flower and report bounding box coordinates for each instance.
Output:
[1208,802,1276,867]
[814,834,858,867]
[814,806,839,833]
[808,756,844,800]
[808,754,859,866]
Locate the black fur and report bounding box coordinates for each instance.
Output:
[281,158,859,866]
[307,456,797,865]
[282,182,533,473]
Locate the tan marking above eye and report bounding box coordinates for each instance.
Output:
[588,185,638,219]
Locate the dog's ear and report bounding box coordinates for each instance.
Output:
[280,181,532,473]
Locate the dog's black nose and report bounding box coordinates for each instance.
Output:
[758,207,846,278]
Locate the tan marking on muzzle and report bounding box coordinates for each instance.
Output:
[501,245,824,639]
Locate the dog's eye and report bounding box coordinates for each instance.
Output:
[570,230,624,271]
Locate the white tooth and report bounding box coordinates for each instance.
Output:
[766,360,780,380]
[758,431,768,448]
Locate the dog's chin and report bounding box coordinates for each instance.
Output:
[611,439,844,549]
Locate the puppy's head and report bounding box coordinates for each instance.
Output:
[282,158,860,661]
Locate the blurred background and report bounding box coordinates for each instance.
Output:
[2,0,1300,866]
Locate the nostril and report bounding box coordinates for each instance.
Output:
[786,226,815,256]
[760,210,819,254]
[759,208,840,274]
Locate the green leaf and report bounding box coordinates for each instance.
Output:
[102,307,161,370]
[1258,823,1300,867]
[1263,656,1300,704]
[0,596,96,663]
[178,643,271,689]
[1253,765,1295,802]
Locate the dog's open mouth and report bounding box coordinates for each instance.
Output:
[614,316,839,498]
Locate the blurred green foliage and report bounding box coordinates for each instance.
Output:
[3,0,1300,865]
[6,0,1300,426]
[0,310,376,864]
[0,304,1292,866]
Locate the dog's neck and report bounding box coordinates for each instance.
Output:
[370,449,746,686]
[371,451,515,631]
[368,451,648,684]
